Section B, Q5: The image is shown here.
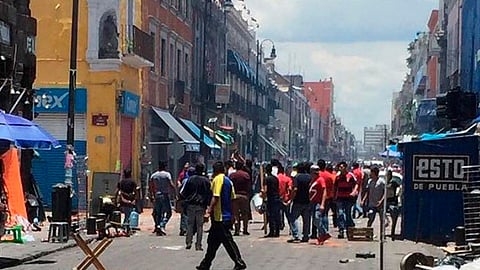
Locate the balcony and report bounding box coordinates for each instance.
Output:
[122,25,154,68]
[257,106,269,126]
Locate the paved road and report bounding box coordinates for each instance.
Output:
[8,213,442,270]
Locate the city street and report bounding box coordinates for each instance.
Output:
[8,212,442,270]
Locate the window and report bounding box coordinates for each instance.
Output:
[0,21,11,45]
[150,31,156,72]
[160,38,166,76]
[177,49,181,80]
[185,53,189,87]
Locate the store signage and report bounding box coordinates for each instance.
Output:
[185,143,200,152]
[215,84,230,104]
[92,113,109,126]
[35,88,87,113]
[412,155,469,191]
[119,90,140,117]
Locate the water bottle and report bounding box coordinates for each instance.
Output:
[129,210,139,229]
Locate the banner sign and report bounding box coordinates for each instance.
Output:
[412,155,469,191]
[215,84,231,104]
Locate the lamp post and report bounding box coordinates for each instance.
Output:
[67,0,79,146]
[254,39,276,161]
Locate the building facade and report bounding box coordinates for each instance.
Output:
[0,0,37,192]
[31,0,152,205]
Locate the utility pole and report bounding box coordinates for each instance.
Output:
[254,40,260,162]
[67,0,79,146]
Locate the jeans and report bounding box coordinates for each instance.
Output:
[388,204,401,237]
[289,202,311,240]
[280,203,290,231]
[180,206,188,233]
[120,206,134,226]
[310,203,317,237]
[314,203,329,236]
[367,206,384,227]
[197,221,246,269]
[267,197,281,235]
[232,194,250,234]
[154,194,172,229]
[186,204,205,248]
[336,198,355,232]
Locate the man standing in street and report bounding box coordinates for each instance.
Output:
[277,164,292,232]
[197,161,247,270]
[230,161,252,236]
[262,164,281,237]
[309,165,330,245]
[362,167,386,229]
[180,163,212,251]
[287,162,312,243]
[117,169,137,226]
[334,161,359,239]
[149,161,175,236]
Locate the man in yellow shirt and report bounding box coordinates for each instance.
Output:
[197,161,247,270]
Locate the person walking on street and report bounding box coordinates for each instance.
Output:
[262,164,281,237]
[287,162,312,243]
[334,161,359,239]
[277,164,292,232]
[149,161,175,236]
[230,161,252,236]
[180,163,212,251]
[196,161,247,270]
[362,167,386,230]
[309,165,330,245]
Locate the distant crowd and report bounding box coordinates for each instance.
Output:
[116,158,402,269]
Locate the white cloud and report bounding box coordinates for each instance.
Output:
[245,0,438,139]
[272,41,408,138]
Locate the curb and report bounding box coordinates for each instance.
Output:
[3,237,95,269]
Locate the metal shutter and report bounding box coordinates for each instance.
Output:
[33,113,87,141]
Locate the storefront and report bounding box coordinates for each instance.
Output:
[31,88,87,208]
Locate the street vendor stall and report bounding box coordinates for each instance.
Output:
[399,135,479,245]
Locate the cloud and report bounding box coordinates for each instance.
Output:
[244,0,438,139]
[271,41,408,138]
[246,0,437,43]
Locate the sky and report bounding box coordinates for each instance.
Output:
[243,0,438,140]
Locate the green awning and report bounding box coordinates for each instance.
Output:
[215,130,234,145]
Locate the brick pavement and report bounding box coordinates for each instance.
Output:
[7,209,444,270]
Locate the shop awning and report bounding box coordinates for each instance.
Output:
[271,141,288,157]
[259,134,277,152]
[151,107,200,152]
[180,118,221,150]
[215,130,234,145]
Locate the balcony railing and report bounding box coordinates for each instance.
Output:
[123,25,154,68]
[175,80,185,104]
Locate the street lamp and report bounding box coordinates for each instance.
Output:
[253,39,276,161]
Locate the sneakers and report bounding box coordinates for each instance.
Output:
[186,245,192,250]
[338,231,345,239]
[287,238,301,243]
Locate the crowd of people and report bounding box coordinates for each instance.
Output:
[145,158,402,270]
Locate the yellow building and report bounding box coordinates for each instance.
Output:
[30,0,153,208]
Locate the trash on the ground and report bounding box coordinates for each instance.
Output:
[339,258,353,263]
[355,252,375,259]
[23,235,35,242]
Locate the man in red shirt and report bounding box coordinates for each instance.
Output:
[352,163,364,219]
[230,162,252,236]
[277,164,292,231]
[309,165,330,245]
[317,160,335,229]
[334,161,359,239]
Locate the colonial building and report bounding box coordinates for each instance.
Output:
[31,0,152,205]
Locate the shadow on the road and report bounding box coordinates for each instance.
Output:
[24,260,57,265]
[0,257,21,269]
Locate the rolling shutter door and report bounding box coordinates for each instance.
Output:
[120,116,134,171]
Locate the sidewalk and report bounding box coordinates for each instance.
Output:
[0,208,159,268]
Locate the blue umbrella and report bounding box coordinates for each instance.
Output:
[0,110,60,149]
